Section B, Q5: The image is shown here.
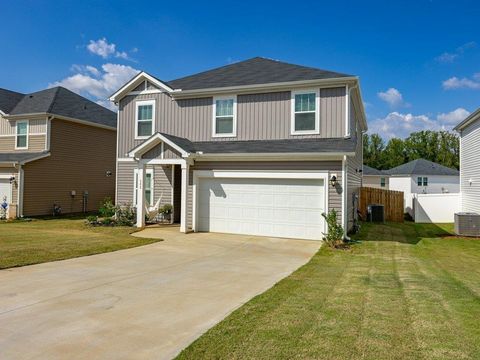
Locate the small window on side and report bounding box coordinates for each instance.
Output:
[423,177,428,186]
[380,177,386,187]
[417,177,422,186]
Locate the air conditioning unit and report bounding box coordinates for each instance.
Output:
[367,204,385,223]
[454,213,480,237]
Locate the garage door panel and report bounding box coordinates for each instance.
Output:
[197,177,326,240]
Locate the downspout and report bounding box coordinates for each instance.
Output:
[342,155,351,241]
[17,163,24,218]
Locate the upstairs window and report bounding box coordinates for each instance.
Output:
[135,100,155,139]
[213,96,236,137]
[417,177,428,186]
[380,177,386,187]
[15,120,28,149]
[292,90,319,135]
[423,177,428,186]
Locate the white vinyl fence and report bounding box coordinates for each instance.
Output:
[413,193,460,223]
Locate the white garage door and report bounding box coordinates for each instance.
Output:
[197,177,326,240]
[0,179,11,204]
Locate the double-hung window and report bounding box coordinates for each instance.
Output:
[380,177,386,187]
[417,176,428,186]
[213,96,236,137]
[135,100,155,139]
[134,169,154,207]
[15,120,28,149]
[291,90,319,134]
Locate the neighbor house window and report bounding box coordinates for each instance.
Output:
[417,177,428,186]
[291,90,319,134]
[15,120,28,149]
[380,177,386,187]
[423,177,428,186]
[135,100,155,138]
[134,169,154,206]
[213,96,236,137]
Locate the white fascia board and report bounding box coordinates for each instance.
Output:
[109,72,174,102]
[20,152,51,165]
[128,133,190,158]
[171,77,358,98]
[454,107,480,132]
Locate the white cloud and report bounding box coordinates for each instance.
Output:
[369,109,470,139]
[87,37,134,61]
[443,74,480,90]
[49,63,140,101]
[435,41,476,63]
[437,108,470,124]
[87,38,116,58]
[377,88,405,107]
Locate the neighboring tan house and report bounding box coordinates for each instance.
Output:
[362,165,389,189]
[110,57,367,240]
[0,86,116,217]
[454,108,480,213]
[388,158,459,215]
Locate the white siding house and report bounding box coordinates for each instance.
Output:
[454,108,480,213]
[387,159,459,216]
[362,165,389,189]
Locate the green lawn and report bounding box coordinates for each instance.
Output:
[177,222,480,360]
[0,217,160,269]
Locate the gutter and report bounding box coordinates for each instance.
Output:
[4,113,116,131]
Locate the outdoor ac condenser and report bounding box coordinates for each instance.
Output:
[454,212,480,237]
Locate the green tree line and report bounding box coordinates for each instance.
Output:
[363,130,459,170]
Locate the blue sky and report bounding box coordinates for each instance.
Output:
[2,0,479,139]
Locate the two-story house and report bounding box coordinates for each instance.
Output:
[110,57,367,240]
[0,86,116,218]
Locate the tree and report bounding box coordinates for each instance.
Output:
[363,130,459,170]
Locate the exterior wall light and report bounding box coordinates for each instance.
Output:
[329,175,338,188]
[9,176,16,184]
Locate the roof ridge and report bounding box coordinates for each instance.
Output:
[46,86,62,114]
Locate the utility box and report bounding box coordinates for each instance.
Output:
[455,212,480,237]
[367,204,385,223]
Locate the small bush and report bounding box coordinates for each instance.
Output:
[101,217,114,226]
[160,204,173,215]
[322,209,345,248]
[115,203,136,227]
[86,215,98,225]
[99,197,116,218]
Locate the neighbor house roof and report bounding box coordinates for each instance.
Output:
[387,159,459,176]
[130,132,356,157]
[1,87,116,129]
[0,151,50,164]
[363,165,388,176]
[454,107,479,132]
[167,57,353,91]
[0,88,25,114]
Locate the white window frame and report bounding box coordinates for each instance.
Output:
[133,168,154,206]
[15,120,29,150]
[380,177,386,187]
[135,100,156,139]
[291,89,320,135]
[212,95,237,138]
[423,177,428,187]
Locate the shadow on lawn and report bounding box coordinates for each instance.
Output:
[352,221,453,245]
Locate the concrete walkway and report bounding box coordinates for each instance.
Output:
[0,226,320,360]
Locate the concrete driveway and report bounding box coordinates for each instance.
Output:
[0,226,320,360]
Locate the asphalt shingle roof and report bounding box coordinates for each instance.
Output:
[0,88,25,114]
[157,132,356,154]
[363,165,387,176]
[167,57,353,91]
[0,151,49,163]
[0,87,116,128]
[387,158,459,176]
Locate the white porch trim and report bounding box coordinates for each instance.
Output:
[180,162,190,233]
[135,162,146,228]
[128,133,190,159]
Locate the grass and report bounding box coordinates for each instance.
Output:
[177,222,480,360]
[0,216,160,269]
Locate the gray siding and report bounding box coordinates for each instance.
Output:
[117,87,347,156]
[346,100,363,231]
[460,119,480,213]
[116,161,173,207]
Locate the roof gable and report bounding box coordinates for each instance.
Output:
[454,107,479,132]
[387,159,459,176]
[167,57,353,91]
[363,165,387,176]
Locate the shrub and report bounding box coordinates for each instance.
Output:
[322,209,345,248]
[99,197,116,218]
[160,204,173,215]
[86,215,98,225]
[101,217,114,226]
[115,203,136,226]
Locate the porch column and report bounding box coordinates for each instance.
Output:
[136,161,146,228]
[180,162,189,233]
